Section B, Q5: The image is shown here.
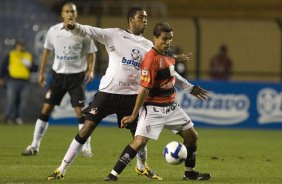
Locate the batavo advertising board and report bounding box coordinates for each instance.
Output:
[50,79,282,129]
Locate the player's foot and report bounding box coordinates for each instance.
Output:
[183,171,211,180]
[104,173,118,181]
[21,145,38,156]
[134,165,162,180]
[81,149,93,158]
[47,169,64,181]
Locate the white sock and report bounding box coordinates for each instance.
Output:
[79,124,92,151]
[110,170,119,177]
[136,146,147,170]
[58,138,83,173]
[31,119,49,150]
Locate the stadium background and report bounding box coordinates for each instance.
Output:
[0,0,282,129]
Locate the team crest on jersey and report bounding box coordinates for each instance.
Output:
[141,68,149,76]
[131,49,140,60]
[63,46,71,55]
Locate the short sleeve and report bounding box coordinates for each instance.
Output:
[140,51,157,89]
[43,28,53,50]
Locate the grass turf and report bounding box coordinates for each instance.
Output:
[0,123,281,184]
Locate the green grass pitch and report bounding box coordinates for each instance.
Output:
[0,123,281,184]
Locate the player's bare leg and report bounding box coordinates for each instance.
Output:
[74,107,93,158]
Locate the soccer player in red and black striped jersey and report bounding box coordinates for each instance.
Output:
[105,22,211,181]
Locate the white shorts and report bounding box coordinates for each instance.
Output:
[135,103,194,140]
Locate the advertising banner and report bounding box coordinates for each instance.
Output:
[50,79,282,129]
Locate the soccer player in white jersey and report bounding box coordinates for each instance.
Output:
[21,3,97,158]
[47,7,190,181]
[105,22,210,181]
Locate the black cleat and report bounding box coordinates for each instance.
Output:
[104,174,118,182]
[183,171,211,180]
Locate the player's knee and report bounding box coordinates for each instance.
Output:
[75,133,88,144]
[38,113,50,122]
[130,136,147,150]
[182,129,198,146]
[79,120,97,137]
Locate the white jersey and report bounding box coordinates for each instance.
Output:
[44,23,97,74]
[72,24,153,95]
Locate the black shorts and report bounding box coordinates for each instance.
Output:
[82,91,138,131]
[44,71,85,107]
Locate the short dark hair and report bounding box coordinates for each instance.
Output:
[153,22,173,37]
[127,7,144,22]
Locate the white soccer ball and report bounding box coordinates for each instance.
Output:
[164,141,187,165]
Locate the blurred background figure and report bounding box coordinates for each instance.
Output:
[0,40,33,125]
[173,46,188,79]
[209,44,232,81]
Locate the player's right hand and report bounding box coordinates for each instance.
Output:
[38,73,46,87]
[121,115,135,128]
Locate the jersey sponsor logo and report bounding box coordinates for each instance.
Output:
[257,88,282,124]
[121,49,141,69]
[119,81,139,86]
[121,57,141,69]
[56,55,79,61]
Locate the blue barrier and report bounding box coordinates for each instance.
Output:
[50,79,282,129]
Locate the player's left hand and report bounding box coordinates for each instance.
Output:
[85,70,94,84]
[190,85,209,100]
[174,52,192,62]
[121,115,135,128]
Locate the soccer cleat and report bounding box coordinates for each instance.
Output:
[183,171,211,180]
[21,145,38,156]
[81,149,93,158]
[104,174,118,181]
[134,166,162,180]
[47,169,64,181]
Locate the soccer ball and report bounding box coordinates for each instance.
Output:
[164,141,187,165]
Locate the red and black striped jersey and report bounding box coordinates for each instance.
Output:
[140,48,176,105]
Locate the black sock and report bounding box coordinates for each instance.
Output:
[113,145,137,174]
[185,145,197,168]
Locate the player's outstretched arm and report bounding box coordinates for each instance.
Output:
[64,21,112,44]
